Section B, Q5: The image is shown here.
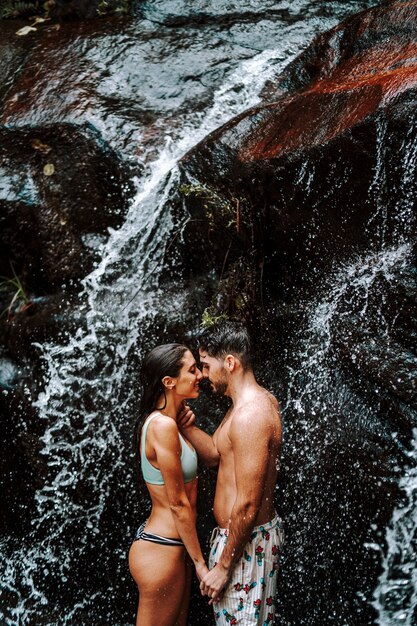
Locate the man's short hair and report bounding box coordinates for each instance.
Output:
[199,320,253,371]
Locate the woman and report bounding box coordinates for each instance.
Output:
[129,343,208,626]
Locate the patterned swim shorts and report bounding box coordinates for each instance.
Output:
[208,513,284,626]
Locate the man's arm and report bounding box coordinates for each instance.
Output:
[200,403,271,600]
[177,404,220,468]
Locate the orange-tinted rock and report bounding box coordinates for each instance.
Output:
[239,38,417,161]
[179,0,417,281]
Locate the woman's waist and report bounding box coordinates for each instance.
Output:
[145,505,193,537]
[146,477,198,507]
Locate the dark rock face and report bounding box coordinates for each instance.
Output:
[0,3,374,371]
[0,2,384,299]
[0,123,129,291]
[0,15,268,160]
[0,0,136,21]
[179,0,417,282]
[174,2,417,624]
[48,0,129,20]
[0,386,45,535]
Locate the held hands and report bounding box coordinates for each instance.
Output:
[177,402,196,430]
[200,562,230,604]
[195,561,209,583]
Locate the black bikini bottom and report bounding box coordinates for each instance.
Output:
[134,521,184,547]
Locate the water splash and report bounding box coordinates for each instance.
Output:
[372,431,417,626]
[0,42,307,626]
[282,241,414,623]
[367,113,417,247]
[286,243,412,419]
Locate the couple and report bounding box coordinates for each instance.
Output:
[128,321,284,626]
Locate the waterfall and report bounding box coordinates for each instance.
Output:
[372,429,417,626]
[0,41,310,626]
[281,109,417,624]
[1,3,412,625]
[282,240,416,625]
[370,117,417,626]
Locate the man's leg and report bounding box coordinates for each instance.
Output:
[208,517,284,625]
[250,515,285,625]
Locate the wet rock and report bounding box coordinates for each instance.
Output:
[0,2,375,163]
[0,0,136,21]
[1,293,83,362]
[0,15,261,161]
[179,0,417,284]
[0,123,129,291]
[332,254,417,433]
[49,0,132,20]
[0,386,45,536]
[172,3,417,624]
[140,0,375,30]
[0,2,383,298]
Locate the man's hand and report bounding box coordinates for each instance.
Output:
[177,403,196,429]
[200,562,230,603]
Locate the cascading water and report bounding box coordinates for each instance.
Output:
[1,2,413,625]
[279,104,417,625]
[372,428,417,626]
[370,121,417,626]
[1,13,346,624]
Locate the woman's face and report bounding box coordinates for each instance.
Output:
[174,350,202,400]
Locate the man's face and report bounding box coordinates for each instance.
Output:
[198,348,229,396]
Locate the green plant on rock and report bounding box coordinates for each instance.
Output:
[201,307,229,329]
[97,0,130,16]
[179,183,244,234]
[180,182,266,327]
[202,254,262,330]
[0,269,31,319]
[0,1,41,18]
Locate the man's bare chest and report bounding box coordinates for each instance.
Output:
[214,415,233,457]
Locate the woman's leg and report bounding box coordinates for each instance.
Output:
[129,540,187,626]
[175,555,192,626]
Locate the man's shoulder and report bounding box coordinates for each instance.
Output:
[231,390,280,428]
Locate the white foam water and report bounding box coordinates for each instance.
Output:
[286,242,413,424]
[368,114,417,626]
[283,242,415,625]
[284,105,417,623]
[0,35,313,626]
[372,429,417,626]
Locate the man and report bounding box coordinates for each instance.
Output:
[178,321,284,625]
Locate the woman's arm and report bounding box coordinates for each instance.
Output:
[176,405,220,468]
[151,416,209,580]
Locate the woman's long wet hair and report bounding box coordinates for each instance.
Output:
[134,343,189,470]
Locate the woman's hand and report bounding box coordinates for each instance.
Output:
[200,563,229,604]
[177,402,196,429]
[195,561,209,583]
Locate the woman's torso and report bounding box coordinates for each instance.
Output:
[140,412,198,538]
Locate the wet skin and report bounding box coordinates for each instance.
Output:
[129,350,207,626]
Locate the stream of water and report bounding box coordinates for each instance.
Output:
[1,2,415,625]
[1,10,331,625]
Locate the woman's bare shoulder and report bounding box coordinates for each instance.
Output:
[147,412,179,438]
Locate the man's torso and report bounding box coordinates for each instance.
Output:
[212,388,281,528]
